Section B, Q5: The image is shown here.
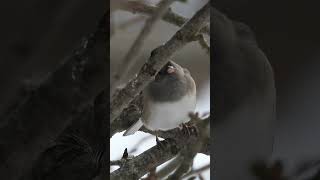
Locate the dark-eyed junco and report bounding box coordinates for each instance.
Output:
[123,60,196,136]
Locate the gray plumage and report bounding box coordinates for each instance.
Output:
[145,61,194,102]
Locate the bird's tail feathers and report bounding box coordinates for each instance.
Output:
[123,119,143,136]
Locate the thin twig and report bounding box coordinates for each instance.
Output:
[111,0,176,95]
[118,1,210,35]
[182,164,210,178]
[110,160,126,166]
[110,160,121,166]
[110,2,210,123]
[294,159,320,178]
[117,16,146,30]
[167,152,196,179]
[155,155,181,179]
[189,33,210,55]
[197,34,210,54]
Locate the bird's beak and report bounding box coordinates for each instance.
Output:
[167,66,176,74]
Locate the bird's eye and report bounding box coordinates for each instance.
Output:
[167,66,175,74]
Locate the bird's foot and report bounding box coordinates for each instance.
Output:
[178,123,198,137]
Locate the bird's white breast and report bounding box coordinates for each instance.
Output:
[143,94,196,131]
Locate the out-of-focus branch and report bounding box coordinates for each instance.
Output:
[0,13,107,180]
[293,159,320,179]
[117,16,146,31]
[116,1,210,59]
[118,1,210,35]
[110,159,126,166]
[111,0,176,95]
[110,2,210,123]
[167,149,196,179]
[182,163,210,178]
[196,34,210,54]
[155,156,181,179]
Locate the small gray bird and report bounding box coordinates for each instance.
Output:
[123,60,196,136]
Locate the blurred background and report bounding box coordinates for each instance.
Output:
[110,0,210,179]
[0,0,105,118]
[214,0,320,179]
[0,0,106,179]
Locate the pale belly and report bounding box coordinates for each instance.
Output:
[143,95,196,131]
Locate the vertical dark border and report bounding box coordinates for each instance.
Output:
[210,1,215,179]
[0,0,109,179]
[106,0,111,177]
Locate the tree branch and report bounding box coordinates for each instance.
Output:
[110,138,179,180]
[111,0,176,94]
[118,1,210,35]
[196,34,210,54]
[110,116,210,179]
[110,2,210,123]
[167,115,209,179]
[155,156,181,179]
[110,93,143,137]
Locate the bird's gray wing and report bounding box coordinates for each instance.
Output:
[123,119,143,136]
